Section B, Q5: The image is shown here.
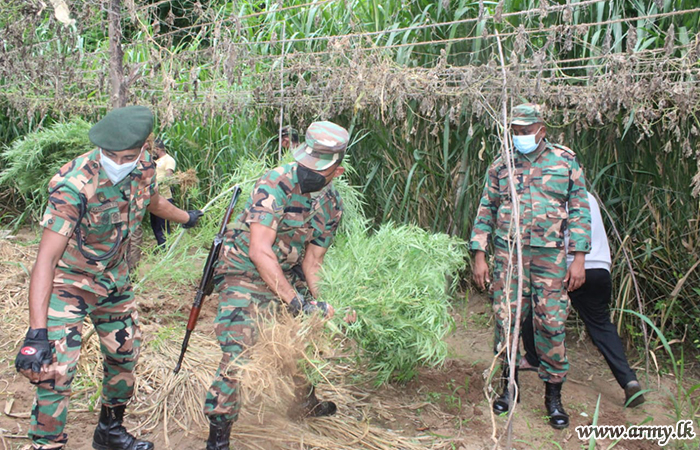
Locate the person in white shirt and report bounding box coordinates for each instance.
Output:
[150,138,177,248]
[520,192,645,407]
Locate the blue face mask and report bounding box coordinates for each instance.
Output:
[512,131,543,154]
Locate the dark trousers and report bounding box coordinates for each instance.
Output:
[150,198,174,247]
[522,268,637,388]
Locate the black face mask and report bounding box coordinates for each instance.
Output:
[297,165,329,194]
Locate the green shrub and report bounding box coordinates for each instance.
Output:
[321,222,466,385]
[0,119,93,225]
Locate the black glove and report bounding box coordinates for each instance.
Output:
[287,293,305,317]
[183,210,203,228]
[302,301,329,318]
[15,328,53,374]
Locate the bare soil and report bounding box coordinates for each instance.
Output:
[0,232,690,450]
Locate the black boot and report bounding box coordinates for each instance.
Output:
[544,382,569,429]
[206,417,233,450]
[492,365,520,414]
[92,405,154,450]
[288,384,337,420]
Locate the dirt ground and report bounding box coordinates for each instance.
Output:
[0,232,695,450]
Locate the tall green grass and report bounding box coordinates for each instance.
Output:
[0,119,93,225]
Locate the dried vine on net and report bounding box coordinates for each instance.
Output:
[1,1,698,156]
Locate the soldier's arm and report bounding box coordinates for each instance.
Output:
[249,223,297,304]
[147,192,189,223]
[469,164,500,253]
[301,243,336,320]
[28,229,70,329]
[566,157,591,253]
[563,157,591,291]
[301,243,328,299]
[470,164,500,289]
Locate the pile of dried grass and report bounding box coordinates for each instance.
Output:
[174,168,199,192]
[0,237,33,358]
[1,237,451,449]
[132,311,451,449]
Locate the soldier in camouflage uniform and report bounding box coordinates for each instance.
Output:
[14,106,203,450]
[470,103,591,429]
[203,121,349,450]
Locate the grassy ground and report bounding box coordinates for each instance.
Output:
[0,232,696,450]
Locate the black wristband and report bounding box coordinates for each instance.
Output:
[27,328,48,341]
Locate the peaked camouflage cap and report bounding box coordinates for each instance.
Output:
[280,126,299,141]
[510,103,544,126]
[293,121,349,171]
[89,105,154,152]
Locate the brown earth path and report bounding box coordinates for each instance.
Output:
[0,233,693,450]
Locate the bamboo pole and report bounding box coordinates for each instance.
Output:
[108,0,126,108]
[495,30,525,450]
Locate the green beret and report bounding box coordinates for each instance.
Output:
[89,105,154,152]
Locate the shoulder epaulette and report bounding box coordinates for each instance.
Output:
[551,143,576,156]
[52,151,101,194]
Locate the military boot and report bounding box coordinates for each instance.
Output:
[544,382,569,429]
[288,384,337,420]
[92,405,154,450]
[206,417,233,450]
[492,365,520,414]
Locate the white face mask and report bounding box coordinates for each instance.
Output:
[100,149,141,185]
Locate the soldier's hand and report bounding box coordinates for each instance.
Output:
[183,210,204,228]
[343,308,357,324]
[287,293,305,317]
[564,257,586,291]
[473,252,491,291]
[303,300,333,319]
[15,328,53,384]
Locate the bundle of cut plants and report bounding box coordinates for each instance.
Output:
[320,222,466,385]
[130,310,447,450]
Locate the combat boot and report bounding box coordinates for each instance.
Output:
[92,404,154,450]
[288,384,337,420]
[544,382,569,429]
[206,417,233,450]
[492,365,520,414]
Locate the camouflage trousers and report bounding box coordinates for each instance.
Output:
[29,283,141,449]
[203,271,278,422]
[491,237,569,383]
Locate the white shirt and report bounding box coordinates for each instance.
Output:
[565,192,612,272]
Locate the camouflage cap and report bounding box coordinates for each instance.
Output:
[89,105,154,152]
[293,121,349,171]
[280,126,299,141]
[510,103,543,126]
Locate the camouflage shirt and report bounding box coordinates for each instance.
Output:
[470,140,591,253]
[217,162,343,275]
[40,149,157,296]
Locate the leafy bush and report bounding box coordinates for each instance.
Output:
[321,222,466,385]
[0,119,93,225]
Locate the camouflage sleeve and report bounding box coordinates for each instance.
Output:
[244,169,286,231]
[40,180,82,237]
[310,195,343,248]
[567,157,592,253]
[469,163,500,253]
